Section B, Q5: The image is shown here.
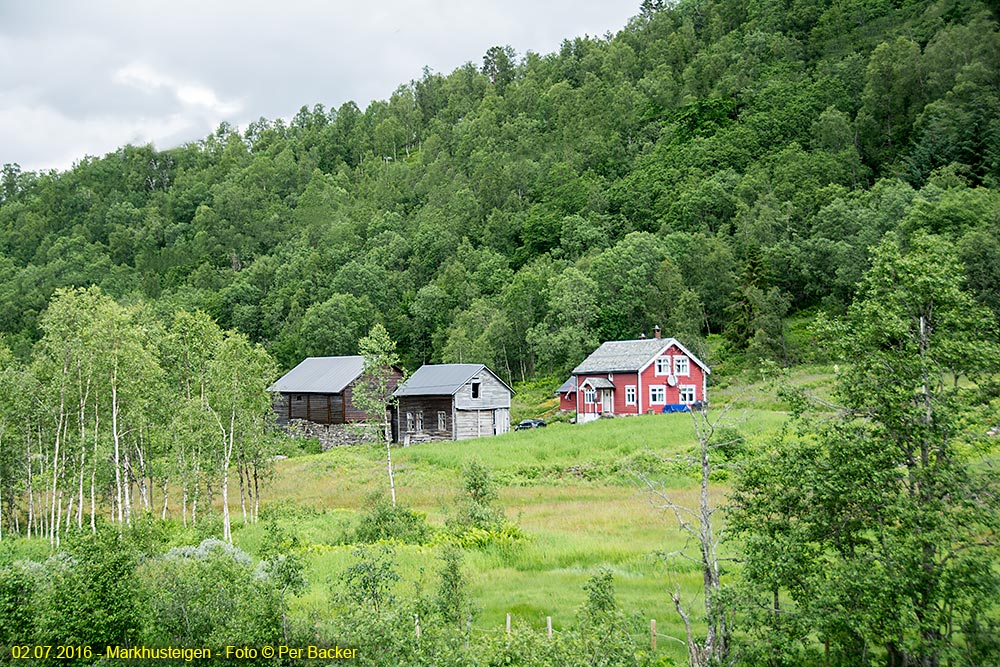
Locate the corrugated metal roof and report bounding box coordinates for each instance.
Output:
[268,356,365,394]
[394,363,517,397]
[572,337,710,374]
[393,364,485,397]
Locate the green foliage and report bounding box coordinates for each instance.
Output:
[338,544,401,615]
[140,538,285,646]
[0,0,996,396]
[448,461,505,533]
[731,232,1000,665]
[351,493,432,545]
[32,526,143,652]
[435,545,471,629]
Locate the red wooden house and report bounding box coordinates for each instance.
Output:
[569,327,709,424]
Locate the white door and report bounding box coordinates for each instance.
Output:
[601,390,613,414]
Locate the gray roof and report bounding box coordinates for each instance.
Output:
[394,364,513,397]
[268,356,365,394]
[572,337,709,374]
[556,377,577,395]
[582,377,615,390]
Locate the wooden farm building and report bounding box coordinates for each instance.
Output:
[393,364,513,442]
[268,355,403,426]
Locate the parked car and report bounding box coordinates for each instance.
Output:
[514,418,547,430]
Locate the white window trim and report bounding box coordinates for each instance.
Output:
[584,388,596,404]
[625,385,637,405]
[654,357,670,376]
[649,385,666,405]
[406,412,414,431]
[438,411,447,431]
[415,410,423,431]
[679,384,697,404]
[673,356,690,377]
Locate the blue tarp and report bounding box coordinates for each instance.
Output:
[662,404,690,413]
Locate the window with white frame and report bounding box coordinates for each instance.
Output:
[438,411,447,431]
[649,385,666,404]
[584,388,596,404]
[625,385,637,405]
[655,357,670,375]
[673,356,690,376]
[679,385,697,404]
[406,412,414,431]
[415,411,423,431]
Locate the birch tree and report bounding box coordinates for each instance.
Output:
[206,331,276,543]
[353,324,403,506]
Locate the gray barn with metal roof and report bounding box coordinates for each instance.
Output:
[269,355,403,426]
[393,364,513,442]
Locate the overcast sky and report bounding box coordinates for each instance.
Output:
[0,1,640,173]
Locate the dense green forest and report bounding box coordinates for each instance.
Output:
[1,0,1000,665]
[2,0,999,377]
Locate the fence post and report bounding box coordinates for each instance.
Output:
[414,614,421,641]
[546,616,552,639]
[506,613,511,635]
[651,619,657,651]
[466,613,472,649]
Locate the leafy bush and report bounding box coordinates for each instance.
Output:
[138,538,285,647]
[351,493,432,545]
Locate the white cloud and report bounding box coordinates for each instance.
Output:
[0,104,203,172]
[2,0,639,171]
[114,62,242,115]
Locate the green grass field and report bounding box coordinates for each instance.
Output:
[240,371,810,664]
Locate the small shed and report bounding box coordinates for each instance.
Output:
[393,364,513,441]
[556,376,578,411]
[268,355,403,426]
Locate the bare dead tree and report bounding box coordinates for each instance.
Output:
[636,402,742,667]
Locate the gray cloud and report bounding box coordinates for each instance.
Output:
[0,0,639,172]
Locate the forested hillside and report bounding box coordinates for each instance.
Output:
[1,0,998,378]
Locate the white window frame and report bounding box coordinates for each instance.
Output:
[649,385,666,404]
[654,357,670,376]
[415,411,423,431]
[584,388,596,404]
[438,411,447,431]
[406,412,414,431]
[679,385,697,404]
[625,385,637,405]
[673,356,690,376]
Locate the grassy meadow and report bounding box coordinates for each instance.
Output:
[232,370,812,664]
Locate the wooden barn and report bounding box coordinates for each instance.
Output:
[393,364,513,442]
[571,327,709,424]
[268,355,403,426]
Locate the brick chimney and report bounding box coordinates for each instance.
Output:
[654,325,661,339]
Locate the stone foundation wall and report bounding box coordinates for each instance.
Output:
[286,419,382,450]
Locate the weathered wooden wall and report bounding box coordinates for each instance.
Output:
[453,371,511,410]
[397,396,454,441]
[273,393,345,425]
[454,407,510,439]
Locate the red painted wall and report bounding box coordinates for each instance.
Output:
[638,344,706,410]
[572,344,707,417]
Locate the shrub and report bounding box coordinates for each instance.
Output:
[351,493,432,545]
[139,538,284,647]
